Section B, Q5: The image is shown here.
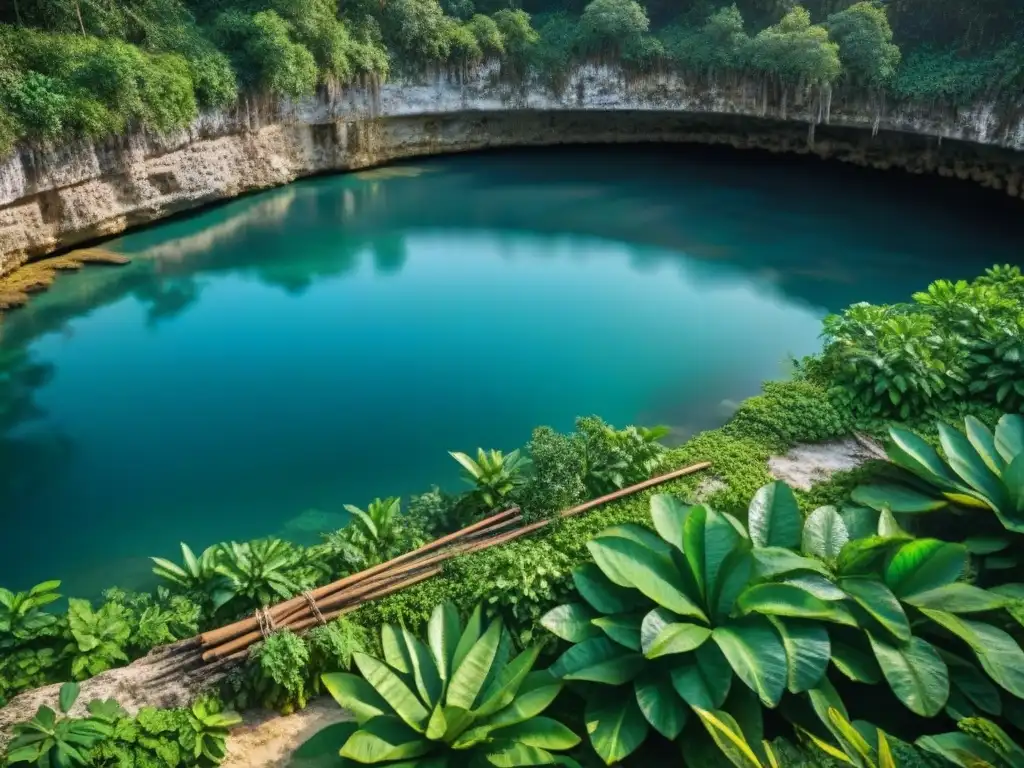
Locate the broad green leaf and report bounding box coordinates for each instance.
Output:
[889,426,963,491]
[401,626,442,709]
[339,716,432,763]
[917,732,1008,768]
[1006,455,1024,516]
[868,634,948,717]
[768,617,830,693]
[752,548,831,580]
[943,651,1002,716]
[59,683,80,714]
[634,672,688,739]
[549,637,643,685]
[837,537,904,577]
[802,506,848,562]
[473,672,562,733]
[965,415,1005,475]
[644,621,712,659]
[585,694,649,765]
[475,645,543,718]
[586,537,706,622]
[483,744,556,767]
[592,613,643,651]
[352,653,430,731]
[428,602,461,682]
[919,610,1024,698]
[780,574,846,602]
[877,509,912,539]
[639,607,672,656]
[598,523,674,556]
[712,547,755,623]
[291,721,359,765]
[996,414,1024,464]
[571,564,647,615]
[748,482,802,550]
[452,605,485,675]
[684,507,745,614]
[841,506,880,541]
[807,677,849,746]
[713,616,787,707]
[322,672,390,725]
[840,578,911,642]
[884,540,966,598]
[539,604,600,644]
[851,484,947,513]
[903,583,1005,613]
[448,620,503,710]
[426,705,447,740]
[650,494,691,551]
[830,639,882,684]
[723,683,767,764]
[694,709,763,768]
[736,583,852,623]
[939,422,1007,509]
[671,642,733,709]
[489,717,580,750]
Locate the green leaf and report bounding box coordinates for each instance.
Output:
[452,604,485,675]
[671,642,733,709]
[292,721,359,765]
[965,415,1005,475]
[851,484,947,513]
[592,613,643,651]
[59,682,80,714]
[748,482,802,550]
[489,717,580,750]
[643,621,712,659]
[830,639,882,684]
[428,602,461,682]
[888,425,962,491]
[634,672,688,739]
[939,422,1008,509]
[919,610,1024,699]
[448,619,503,710]
[339,716,431,763]
[694,708,764,768]
[837,537,903,577]
[684,506,745,612]
[475,644,543,718]
[840,578,911,642]
[802,506,848,562]
[1006,454,1024,515]
[426,705,447,740]
[868,634,948,717]
[944,651,1002,716]
[768,617,830,694]
[996,414,1024,464]
[473,672,562,733]
[540,604,600,644]
[779,574,846,601]
[401,626,443,709]
[549,637,643,684]
[884,540,966,598]
[571,564,647,615]
[713,616,787,707]
[352,653,430,731]
[903,583,1005,613]
[736,583,851,623]
[751,548,831,580]
[587,537,706,622]
[650,494,691,551]
[585,694,649,765]
[917,732,1009,768]
[321,674,390,724]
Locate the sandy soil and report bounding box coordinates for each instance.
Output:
[222,698,350,768]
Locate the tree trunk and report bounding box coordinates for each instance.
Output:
[13,0,22,24]
[75,0,86,34]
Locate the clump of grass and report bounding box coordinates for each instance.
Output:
[0,248,129,310]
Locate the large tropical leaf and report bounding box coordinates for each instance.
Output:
[888,426,963,491]
[903,583,1005,613]
[571,564,647,615]
[670,642,733,709]
[995,415,1024,464]
[684,506,746,612]
[428,603,461,682]
[751,548,831,580]
[918,732,1009,768]
[713,617,787,707]
[642,616,712,659]
[592,613,643,651]
[650,494,691,551]
[939,422,1008,509]
[919,610,1024,699]
[768,617,830,694]
[883,540,966,599]
[965,416,1006,475]
[802,507,848,562]
[693,709,765,768]
[943,651,1002,717]
[339,716,432,763]
[868,634,948,717]
[475,645,543,718]
[462,673,562,740]
[748,482,802,550]
[382,625,413,675]
[634,671,688,739]
[549,637,644,685]
[736,583,852,623]
[586,536,706,621]
[540,604,600,644]
[447,620,503,710]
[352,653,430,731]
[830,638,882,684]
[401,626,443,709]
[840,578,911,642]
[489,718,580,750]
[851,484,948,513]
[1006,455,1024,517]
[482,743,557,767]
[322,673,390,725]
[585,694,649,766]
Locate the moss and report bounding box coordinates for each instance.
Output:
[0,248,129,311]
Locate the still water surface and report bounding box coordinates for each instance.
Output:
[0,145,1018,593]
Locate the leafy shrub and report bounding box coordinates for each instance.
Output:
[577,0,649,58]
[0,580,62,646]
[450,447,529,511]
[725,380,852,451]
[211,9,318,98]
[827,2,901,88]
[299,602,579,766]
[577,416,668,496]
[519,425,587,522]
[5,682,112,766]
[65,598,131,680]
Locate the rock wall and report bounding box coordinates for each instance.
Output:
[2,67,1023,277]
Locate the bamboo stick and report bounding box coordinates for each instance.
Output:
[559,461,712,519]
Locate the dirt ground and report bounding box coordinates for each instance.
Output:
[222,698,350,768]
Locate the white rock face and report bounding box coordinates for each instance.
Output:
[2,68,1023,276]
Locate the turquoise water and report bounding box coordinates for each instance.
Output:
[0,145,1018,594]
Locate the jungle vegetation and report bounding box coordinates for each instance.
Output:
[3,265,1024,766]
[0,0,1023,153]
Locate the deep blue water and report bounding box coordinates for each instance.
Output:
[0,145,1018,595]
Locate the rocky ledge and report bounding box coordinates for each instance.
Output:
[2,66,1023,276]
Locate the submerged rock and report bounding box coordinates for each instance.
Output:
[768,435,885,491]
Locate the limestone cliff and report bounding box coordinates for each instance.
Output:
[2,67,1023,277]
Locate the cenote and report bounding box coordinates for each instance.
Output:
[0,144,1019,594]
